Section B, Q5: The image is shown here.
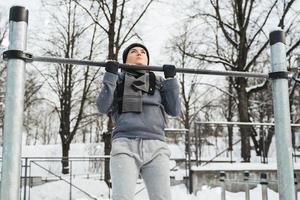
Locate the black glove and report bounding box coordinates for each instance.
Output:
[163,64,176,79]
[105,60,119,74]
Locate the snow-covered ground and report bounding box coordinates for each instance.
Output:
[1,139,299,199]
[28,179,287,200]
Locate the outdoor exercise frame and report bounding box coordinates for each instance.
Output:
[0,6,296,200]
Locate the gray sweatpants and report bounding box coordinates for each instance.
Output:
[110,138,172,200]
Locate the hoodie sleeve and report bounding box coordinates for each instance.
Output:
[161,78,181,117]
[96,72,118,114]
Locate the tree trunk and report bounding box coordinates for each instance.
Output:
[227,79,233,152]
[61,142,70,174]
[82,129,86,143]
[103,0,117,186]
[184,102,190,130]
[235,77,251,162]
[262,127,274,157]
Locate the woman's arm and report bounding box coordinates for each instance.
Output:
[161,78,181,116]
[96,72,118,114]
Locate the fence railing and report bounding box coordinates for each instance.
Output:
[0,156,191,200]
[0,156,110,200]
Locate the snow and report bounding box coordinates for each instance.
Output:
[26,176,285,200]
[168,143,186,159]
[30,178,109,200]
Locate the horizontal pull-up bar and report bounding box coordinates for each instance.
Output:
[3,50,270,78]
[195,121,300,127]
[33,56,270,78]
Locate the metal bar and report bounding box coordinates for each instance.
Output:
[194,124,199,166]
[220,171,226,200]
[195,121,300,127]
[31,56,269,78]
[69,161,72,200]
[33,56,106,67]
[270,30,295,200]
[295,174,298,200]
[3,156,110,160]
[186,130,193,193]
[197,126,202,166]
[244,171,250,200]
[28,160,32,199]
[223,178,277,184]
[23,158,28,200]
[261,173,269,200]
[0,6,28,200]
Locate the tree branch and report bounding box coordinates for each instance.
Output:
[74,0,108,33]
[247,0,277,48]
[211,0,238,48]
[120,0,154,46]
[244,40,269,71]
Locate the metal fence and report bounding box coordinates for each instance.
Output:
[1,156,109,200]
[0,156,191,200]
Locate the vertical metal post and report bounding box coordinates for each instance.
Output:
[244,171,250,200]
[295,174,298,200]
[0,6,28,200]
[186,130,193,194]
[261,173,268,200]
[220,171,226,200]
[23,158,28,200]
[28,160,32,199]
[270,30,296,200]
[184,144,188,194]
[69,160,72,200]
[198,124,202,165]
[228,124,233,163]
[194,123,199,166]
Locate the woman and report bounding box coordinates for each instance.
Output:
[97,43,181,200]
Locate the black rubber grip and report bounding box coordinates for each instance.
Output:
[270,30,285,45]
[9,6,28,23]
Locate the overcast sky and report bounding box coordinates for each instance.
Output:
[0,0,185,65]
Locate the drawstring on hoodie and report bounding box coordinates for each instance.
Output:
[139,139,144,160]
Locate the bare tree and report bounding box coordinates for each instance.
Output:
[179,0,300,162]
[168,25,222,130]
[0,11,8,142]
[23,71,44,144]
[40,0,103,173]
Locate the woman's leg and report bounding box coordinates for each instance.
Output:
[140,141,172,200]
[110,153,139,200]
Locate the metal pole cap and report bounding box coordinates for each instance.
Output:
[9,6,28,23]
[269,30,285,45]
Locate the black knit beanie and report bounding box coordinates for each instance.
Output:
[122,43,150,65]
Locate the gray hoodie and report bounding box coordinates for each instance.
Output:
[96,71,181,141]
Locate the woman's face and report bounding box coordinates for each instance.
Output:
[125,47,148,65]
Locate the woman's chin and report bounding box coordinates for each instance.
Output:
[127,62,145,66]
